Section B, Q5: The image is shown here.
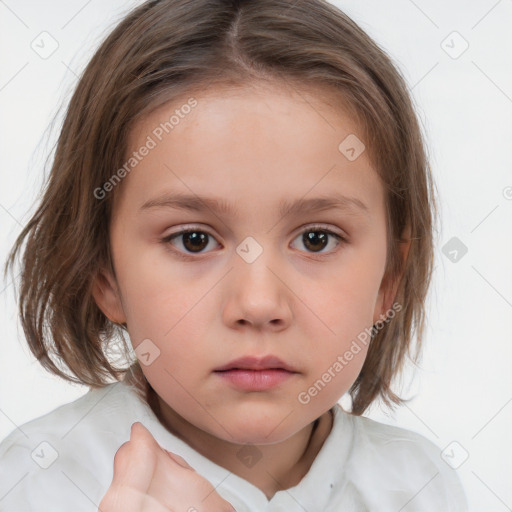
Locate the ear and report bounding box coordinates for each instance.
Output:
[91,268,127,324]
[373,224,411,324]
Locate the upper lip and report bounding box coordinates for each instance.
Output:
[213,355,298,372]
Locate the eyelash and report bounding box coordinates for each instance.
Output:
[160,224,348,260]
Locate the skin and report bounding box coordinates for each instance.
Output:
[93,80,409,502]
[98,422,235,512]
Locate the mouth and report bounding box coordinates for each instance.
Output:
[213,355,298,391]
[213,355,298,373]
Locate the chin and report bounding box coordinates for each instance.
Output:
[211,407,305,446]
[221,425,292,446]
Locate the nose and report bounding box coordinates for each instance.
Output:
[221,245,293,331]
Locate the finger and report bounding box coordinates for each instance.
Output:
[164,450,195,470]
[149,449,236,512]
[131,423,195,471]
[105,423,158,505]
[122,422,158,486]
[130,425,235,512]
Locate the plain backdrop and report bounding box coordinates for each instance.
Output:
[0,1,511,510]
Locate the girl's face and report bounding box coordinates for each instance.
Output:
[96,82,398,444]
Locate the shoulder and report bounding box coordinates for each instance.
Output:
[331,406,468,511]
[349,409,442,455]
[0,380,145,511]
[0,380,136,455]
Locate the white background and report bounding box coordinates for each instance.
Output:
[0,1,511,510]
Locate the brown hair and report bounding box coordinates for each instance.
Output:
[4,0,437,415]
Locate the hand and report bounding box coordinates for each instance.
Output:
[98,422,235,512]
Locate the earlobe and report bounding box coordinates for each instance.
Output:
[91,269,126,324]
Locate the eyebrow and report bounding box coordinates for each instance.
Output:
[139,192,370,218]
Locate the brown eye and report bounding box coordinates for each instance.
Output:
[162,229,219,255]
[291,226,346,254]
[181,231,209,252]
[303,231,329,252]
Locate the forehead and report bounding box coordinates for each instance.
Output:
[114,81,384,222]
[127,79,367,158]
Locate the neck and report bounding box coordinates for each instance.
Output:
[147,386,333,500]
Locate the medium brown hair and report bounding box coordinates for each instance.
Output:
[4,0,437,415]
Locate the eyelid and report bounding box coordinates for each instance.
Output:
[163,224,217,239]
[164,222,348,239]
[291,223,348,241]
[161,224,221,246]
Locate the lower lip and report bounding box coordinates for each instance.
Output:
[214,369,295,391]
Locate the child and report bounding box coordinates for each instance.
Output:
[0,0,468,510]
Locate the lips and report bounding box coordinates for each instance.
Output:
[213,355,298,391]
[213,355,298,373]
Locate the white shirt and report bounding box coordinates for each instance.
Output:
[0,379,468,511]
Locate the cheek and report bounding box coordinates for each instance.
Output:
[114,248,219,379]
[296,249,384,387]
[114,242,204,334]
[304,253,385,336]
